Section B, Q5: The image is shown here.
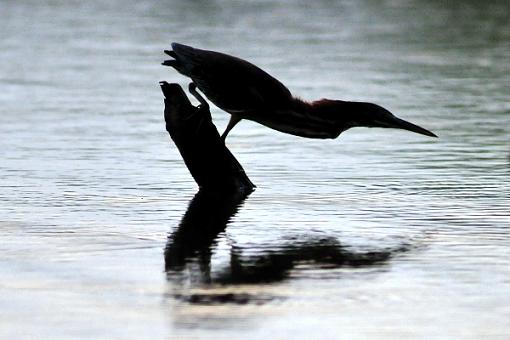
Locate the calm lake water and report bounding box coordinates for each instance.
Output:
[1,0,509,338]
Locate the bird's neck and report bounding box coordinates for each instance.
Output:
[289,97,318,116]
[293,97,359,133]
[268,97,352,139]
[291,97,353,117]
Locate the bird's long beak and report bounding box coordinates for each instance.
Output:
[376,116,437,138]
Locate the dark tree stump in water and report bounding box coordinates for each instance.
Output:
[160,81,255,193]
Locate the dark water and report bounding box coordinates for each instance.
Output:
[1,0,509,338]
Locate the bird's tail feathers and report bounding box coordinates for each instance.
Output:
[164,49,177,58]
[162,43,202,77]
[162,49,180,68]
[162,59,179,68]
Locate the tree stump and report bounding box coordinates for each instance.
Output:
[160,81,255,193]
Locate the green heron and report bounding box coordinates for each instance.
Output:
[163,43,437,140]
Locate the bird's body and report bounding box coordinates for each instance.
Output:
[163,43,437,139]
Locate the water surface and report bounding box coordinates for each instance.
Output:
[1,0,509,338]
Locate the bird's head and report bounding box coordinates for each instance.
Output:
[354,102,437,137]
[312,100,437,138]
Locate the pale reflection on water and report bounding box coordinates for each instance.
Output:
[1,0,509,338]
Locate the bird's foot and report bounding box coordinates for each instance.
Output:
[188,83,209,110]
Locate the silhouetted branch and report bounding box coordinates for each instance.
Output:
[160,81,254,193]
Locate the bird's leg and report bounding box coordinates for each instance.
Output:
[187,82,240,141]
[188,83,209,110]
[221,114,241,142]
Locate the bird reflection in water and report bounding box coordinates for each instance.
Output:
[165,191,409,305]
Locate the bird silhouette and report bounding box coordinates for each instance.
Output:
[163,43,437,140]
